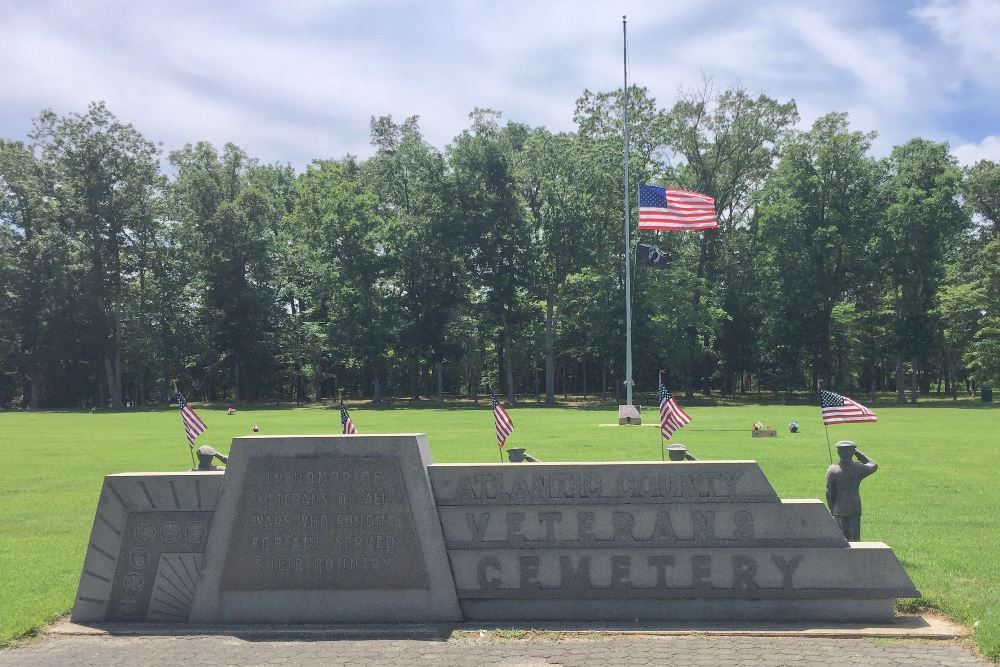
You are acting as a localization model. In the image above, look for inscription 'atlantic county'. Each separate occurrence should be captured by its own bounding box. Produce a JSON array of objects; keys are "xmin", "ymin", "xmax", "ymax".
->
[{"xmin": 447, "ymin": 470, "xmax": 746, "ymax": 503}]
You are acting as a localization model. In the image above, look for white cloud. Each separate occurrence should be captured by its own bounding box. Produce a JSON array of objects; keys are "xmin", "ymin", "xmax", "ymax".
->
[
  {"xmin": 913, "ymin": 0, "xmax": 1000, "ymax": 78},
  {"xmin": 952, "ymin": 135, "xmax": 1000, "ymax": 166},
  {"xmin": 0, "ymin": 0, "xmax": 998, "ymax": 167}
]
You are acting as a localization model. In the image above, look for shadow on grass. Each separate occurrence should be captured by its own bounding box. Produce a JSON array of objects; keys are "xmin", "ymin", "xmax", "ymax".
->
[{"xmin": 2, "ymin": 394, "xmax": 995, "ymax": 414}]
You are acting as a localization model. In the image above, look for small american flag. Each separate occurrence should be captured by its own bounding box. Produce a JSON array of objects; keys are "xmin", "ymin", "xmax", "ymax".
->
[
  {"xmin": 489, "ymin": 386, "xmax": 514, "ymax": 448},
  {"xmin": 177, "ymin": 394, "xmax": 207, "ymax": 447},
  {"xmin": 659, "ymin": 385, "xmax": 691, "ymax": 439},
  {"xmin": 638, "ymin": 184, "xmax": 718, "ymax": 231},
  {"xmin": 340, "ymin": 403, "xmax": 358, "ymax": 434},
  {"xmin": 820, "ymin": 390, "xmax": 877, "ymax": 425}
]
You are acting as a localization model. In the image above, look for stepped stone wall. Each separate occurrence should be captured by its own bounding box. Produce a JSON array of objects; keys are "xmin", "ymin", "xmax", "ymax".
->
[{"xmin": 73, "ymin": 436, "xmax": 918, "ymax": 624}]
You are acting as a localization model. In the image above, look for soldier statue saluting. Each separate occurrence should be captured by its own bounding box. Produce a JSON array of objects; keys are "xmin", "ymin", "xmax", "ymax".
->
[{"xmin": 825, "ymin": 441, "xmax": 878, "ymax": 541}]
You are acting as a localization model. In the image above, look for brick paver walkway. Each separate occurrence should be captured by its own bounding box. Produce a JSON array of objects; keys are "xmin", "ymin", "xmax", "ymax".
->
[{"xmin": 0, "ymin": 633, "xmax": 988, "ymax": 666}]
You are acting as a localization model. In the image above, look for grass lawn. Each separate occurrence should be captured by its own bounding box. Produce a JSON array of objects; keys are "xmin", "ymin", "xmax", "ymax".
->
[{"xmin": 1, "ymin": 400, "xmax": 998, "ymax": 658}]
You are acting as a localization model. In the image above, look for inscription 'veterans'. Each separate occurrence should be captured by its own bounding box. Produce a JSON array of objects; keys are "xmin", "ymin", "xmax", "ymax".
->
[
  {"xmin": 461, "ymin": 508, "xmax": 755, "ymax": 545},
  {"xmin": 221, "ymin": 455, "xmax": 429, "ymax": 591}
]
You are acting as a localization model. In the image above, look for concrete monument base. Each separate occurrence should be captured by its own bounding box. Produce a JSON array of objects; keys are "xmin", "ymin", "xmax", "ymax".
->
[
  {"xmin": 618, "ymin": 405, "xmax": 642, "ymax": 425},
  {"xmin": 73, "ymin": 436, "xmax": 918, "ymax": 625}
]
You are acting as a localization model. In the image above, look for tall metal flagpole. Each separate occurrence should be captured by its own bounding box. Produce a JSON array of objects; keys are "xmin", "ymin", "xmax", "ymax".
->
[
  {"xmin": 622, "ymin": 14, "xmax": 633, "ymax": 407},
  {"xmin": 818, "ymin": 379, "xmax": 834, "ymax": 464}
]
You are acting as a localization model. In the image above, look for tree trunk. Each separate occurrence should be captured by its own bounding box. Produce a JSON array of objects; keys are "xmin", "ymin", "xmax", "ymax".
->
[
  {"xmin": 28, "ymin": 375, "xmax": 39, "ymax": 410},
  {"xmin": 436, "ymin": 361, "xmax": 444, "ymax": 405},
  {"xmin": 910, "ymin": 361, "xmax": 918, "ymax": 404},
  {"xmin": 895, "ymin": 354, "xmax": 905, "ymax": 404},
  {"xmin": 104, "ymin": 357, "xmax": 122, "ymax": 409},
  {"xmin": 372, "ymin": 370, "xmax": 382, "ymax": 404},
  {"xmin": 503, "ymin": 310, "xmax": 515, "ymax": 404},
  {"xmin": 582, "ymin": 357, "xmax": 588, "ymax": 398},
  {"xmin": 544, "ymin": 291, "xmax": 557, "ymax": 406},
  {"xmin": 410, "ymin": 359, "xmax": 420, "ymax": 400},
  {"xmin": 234, "ymin": 360, "xmax": 241, "ymax": 402},
  {"xmin": 602, "ymin": 357, "xmax": 608, "ymax": 399}
]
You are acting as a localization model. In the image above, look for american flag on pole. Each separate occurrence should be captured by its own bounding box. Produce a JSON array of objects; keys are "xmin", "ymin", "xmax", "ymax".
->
[
  {"xmin": 638, "ymin": 184, "xmax": 718, "ymax": 231},
  {"xmin": 820, "ymin": 390, "xmax": 877, "ymax": 425},
  {"xmin": 659, "ymin": 384, "xmax": 692, "ymax": 439},
  {"xmin": 489, "ymin": 386, "xmax": 514, "ymax": 448},
  {"xmin": 340, "ymin": 403, "xmax": 358, "ymax": 434},
  {"xmin": 177, "ymin": 394, "xmax": 207, "ymax": 447}
]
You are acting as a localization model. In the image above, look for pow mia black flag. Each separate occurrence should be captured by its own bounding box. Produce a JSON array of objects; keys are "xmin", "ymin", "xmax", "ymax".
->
[{"xmin": 636, "ymin": 243, "xmax": 670, "ymax": 269}]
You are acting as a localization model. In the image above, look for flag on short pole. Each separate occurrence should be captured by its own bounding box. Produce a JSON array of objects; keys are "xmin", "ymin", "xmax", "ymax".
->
[
  {"xmin": 489, "ymin": 386, "xmax": 514, "ymax": 448},
  {"xmin": 820, "ymin": 390, "xmax": 877, "ymax": 425},
  {"xmin": 659, "ymin": 384, "xmax": 691, "ymax": 439},
  {"xmin": 638, "ymin": 184, "xmax": 718, "ymax": 231},
  {"xmin": 178, "ymin": 394, "xmax": 207, "ymax": 447},
  {"xmin": 340, "ymin": 403, "xmax": 358, "ymax": 434}
]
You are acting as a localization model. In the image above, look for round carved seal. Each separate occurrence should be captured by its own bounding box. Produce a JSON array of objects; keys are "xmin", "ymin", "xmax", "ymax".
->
[
  {"xmin": 159, "ymin": 521, "xmax": 181, "ymax": 543},
  {"xmin": 116, "ymin": 598, "xmax": 139, "ymax": 619},
  {"xmin": 122, "ymin": 571, "xmax": 145, "ymax": 594},
  {"xmin": 184, "ymin": 520, "xmax": 207, "ymax": 544},
  {"xmin": 127, "ymin": 546, "xmax": 150, "ymax": 569},
  {"xmin": 134, "ymin": 521, "xmax": 156, "ymax": 543}
]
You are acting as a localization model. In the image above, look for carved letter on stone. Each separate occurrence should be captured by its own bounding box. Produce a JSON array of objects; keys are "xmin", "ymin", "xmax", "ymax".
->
[
  {"xmin": 466, "ymin": 512, "xmax": 490, "ymax": 541},
  {"xmin": 648, "ymin": 555, "xmax": 675, "ymax": 589},
  {"xmin": 611, "ymin": 555, "xmax": 632, "ymax": 590},
  {"xmin": 577, "ymin": 512, "xmax": 597, "ymax": 543},
  {"xmin": 650, "ymin": 511, "xmax": 676, "ymax": 541},
  {"xmin": 519, "ymin": 556, "xmax": 541, "ymax": 590},
  {"xmin": 538, "ymin": 512, "xmax": 561, "ymax": 541},
  {"xmin": 612, "ymin": 512, "xmax": 636, "ymax": 542},
  {"xmin": 772, "ymin": 554, "xmax": 803, "ymax": 590},
  {"xmin": 731, "ymin": 555, "xmax": 759, "ymax": 591},
  {"xmin": 558, "ymin": 555, "xmax": 592, "ymax": 590},
  {"xmin": 506, "ymin": 512, "xmax": 526, "ymax": 543},
  {"xmin": 692, "ymin": 511, "xmax": 716, "ymax": 543},
  {"xmin": 691, "ymin": 555, "xmax": 712, "ymax": 589},
  {"xmin": 477, "ymin": 556, "xmax": 502, "ymax": 590}
]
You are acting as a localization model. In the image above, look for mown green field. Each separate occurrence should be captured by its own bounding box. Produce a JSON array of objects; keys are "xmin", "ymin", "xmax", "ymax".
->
[{"xmin": 1, "ymin": 401, "xmax": 998, "ymax": 658}]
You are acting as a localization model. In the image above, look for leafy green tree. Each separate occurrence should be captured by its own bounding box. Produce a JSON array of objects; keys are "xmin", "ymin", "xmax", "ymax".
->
[
  {"xmin": 757, "ymin": 113, "xmax": 880, "ymax": 392},
  {"xmin": 30, "ymin": 103, "xmax": 163, "ymax": 408},
  {"xmin": 881, "ymin": 139, "xmax": 966, "ymax": 402},
  {"xmin": 286, "ymin": 158, "xmax": 393, "ymax": 401},
  {"xmin": 515, "ymin": 128, "xmax": 592, "ymax": 404},
  {"xmin": 962, "ymin": 160, "xmax": 1000, "ymax": 388},
  {"xmin": 449, "ymin": 109, "xmax": 536, "ymax": 403},
  {"xmin": 666, "ymin": 85, "xmax": 798, "ymax": 395},
  {"xmin": 364, "ymin": 115, "xmax": 467, "ymax": 400},
  {"xmin": 169, "ymin": 142, "xmax": 293, "ymax": 400}
]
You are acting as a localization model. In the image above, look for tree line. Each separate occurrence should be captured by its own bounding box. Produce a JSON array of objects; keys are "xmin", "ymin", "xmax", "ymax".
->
[{"xmin": 1, "ymin": 85, "xmax": 998, "ymax": 409}]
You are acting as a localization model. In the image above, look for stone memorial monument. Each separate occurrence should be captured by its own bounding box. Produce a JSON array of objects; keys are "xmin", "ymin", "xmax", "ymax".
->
[
  {"xmin": 72, "ymin": 471, "xmax": 224, "ymax": 623},
  {"xmin": 429, "ymin": 460, "xmax": 917, "ymax": 622},
  {"xmin": 187, "ymin": 434, "xmax": 462, "ymax": 623},
  {"xmin": 73, "ymin": 434, "xmax": 918, "ymax": 626}
]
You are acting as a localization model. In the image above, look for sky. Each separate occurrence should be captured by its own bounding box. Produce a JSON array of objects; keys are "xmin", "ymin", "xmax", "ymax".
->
[{"xmin": 2, "ymin": 0, "xmax": 999, "ymax": 169}]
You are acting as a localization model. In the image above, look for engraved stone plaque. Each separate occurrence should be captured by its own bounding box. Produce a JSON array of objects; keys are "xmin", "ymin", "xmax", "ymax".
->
[
  {"xmin": 429, "ymin": 461, "xmax": 919, "ymax": 623},
  {"xmin": 71, "ymin": 472, "xmax": 224, "ymax": 623},
  {"xmin": 107, "ymin": 511, "xmax": 214, "ymax": 620},
  {"xmin": 221, "ymin": 455, "xmax": 429, "ymax": 591},
  {"xmin": 188, "ymin": 435, "xmax": 462, "ymax": 624}
]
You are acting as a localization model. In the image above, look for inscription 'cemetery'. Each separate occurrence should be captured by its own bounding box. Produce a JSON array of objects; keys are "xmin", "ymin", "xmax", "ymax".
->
[{"xmin": 221, "ymin": 455, "xmax": 429, "ymax": 591}]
